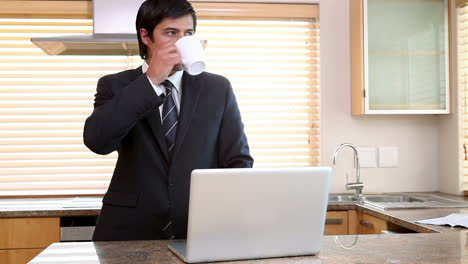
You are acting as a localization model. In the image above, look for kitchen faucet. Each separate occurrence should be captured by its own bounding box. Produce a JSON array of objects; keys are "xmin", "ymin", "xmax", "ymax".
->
[{"xmin": 332, "ymin": 143, "xmax": 364, "ymax": 199}]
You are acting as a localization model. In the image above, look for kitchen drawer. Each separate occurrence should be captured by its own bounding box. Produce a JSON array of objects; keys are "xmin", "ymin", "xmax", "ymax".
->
[
  {"xmin": 0, "ymin": 217, "xmax": 59, "ymax": 249},
  {"xmin": 0, "ymin": 248, "xmax": 43, "ymax": 264},
  {"xmin": 324, "ymin": 211, "xmax": 348, "ymax": 235}
]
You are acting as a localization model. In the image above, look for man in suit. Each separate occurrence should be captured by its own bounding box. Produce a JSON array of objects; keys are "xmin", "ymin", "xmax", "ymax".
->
[{"xmin": 83, "ymin": 0, "xmax": 253, "ymax": 241}]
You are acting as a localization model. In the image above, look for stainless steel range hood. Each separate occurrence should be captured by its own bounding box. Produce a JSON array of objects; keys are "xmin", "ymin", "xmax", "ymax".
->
[{"xmin": 31, "ymin": 0, "xmax": 144, "ymax": 55}]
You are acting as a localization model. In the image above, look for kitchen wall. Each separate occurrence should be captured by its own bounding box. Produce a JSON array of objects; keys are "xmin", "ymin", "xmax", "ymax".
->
[
  {"xmin": 194, "ymin": 0, "xmax": 463, "ymax": 194},
  {"xmin": 438, "ymin": 0, "xmax": 463, "ymax": 195},
  {"xmin": 320, "ymin": 0, "xmax": 461, "ymax": 195}
]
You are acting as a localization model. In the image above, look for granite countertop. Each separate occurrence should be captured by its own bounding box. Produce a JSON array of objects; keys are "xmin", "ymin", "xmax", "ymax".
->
[
  {"xmin": 1, "ymin": 192, "xmax": 468, "ymax": 234},
  {"xmin": 358, "ymin": 204, "xmax": 468, "ymax": 233},
  {"xmin": 29, "ymin": 231, "xmax": 468, "ymax": 264},
  {"xmin": 327, "ymin": 192, "xmax": 468, "ymax": 233},
  {"xmin": 0, "ymin": 197, "xmax": 102, "ymax": 217}
]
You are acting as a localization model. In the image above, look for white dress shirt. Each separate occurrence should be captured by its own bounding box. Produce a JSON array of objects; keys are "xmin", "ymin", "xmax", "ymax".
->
[{"xmin": 142, "ymin": 61, "xmax": 183, "ymax": 121}]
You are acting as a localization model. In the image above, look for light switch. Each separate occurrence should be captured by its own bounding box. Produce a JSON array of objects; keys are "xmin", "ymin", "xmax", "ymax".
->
[
  {"xmin": 356, "ymin": 147, "xmax": 377, "ymax": 168},
  {"xmin": 378, "ymin": 147, "xmax": 399, "ymax": 168}
]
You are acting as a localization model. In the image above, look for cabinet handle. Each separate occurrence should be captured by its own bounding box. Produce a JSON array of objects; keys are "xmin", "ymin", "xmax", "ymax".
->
[
  {"xmin": 359, "ymin": 219, "xmax": 374, "ymax": 229},
  {"xmin": 326, "ymin": 218, "xmax": 343, "ymax": 224}
]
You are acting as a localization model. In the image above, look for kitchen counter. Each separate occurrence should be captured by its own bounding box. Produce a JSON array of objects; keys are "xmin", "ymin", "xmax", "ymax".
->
[
  {"xmin": 0, "ymin": 193, "xmax": 468, "ymax": 233},
  {"xmin": 0, "ymin": 197, "xmax": 101, "ymax": 217},
  {"xmin": 358, "ymin": 204, "xmax": 468, "ymax": 233},
  {"xmin": 1, "ymin": 193, "xmax": 466, "ymax": 234},
  {"xmin": 6, "ymin": 192, "xmax": 468, "ymax": 263},
  {"xmin": 329, "ymin": 192, "xmax": 468, "ymax": 233},
  {"xmin": 29, "ymin": 231, "xmax": 468, "ymax": 264}
]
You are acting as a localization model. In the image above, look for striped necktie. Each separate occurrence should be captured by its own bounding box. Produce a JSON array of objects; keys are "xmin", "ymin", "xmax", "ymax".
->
[{"xmin": 161, "ymin": 80, "xmax": 178, "ymax": 159}]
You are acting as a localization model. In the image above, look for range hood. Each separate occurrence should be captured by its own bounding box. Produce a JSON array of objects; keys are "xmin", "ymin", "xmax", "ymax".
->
[{"xmin": 31, "ymin": 0, "xmax": 144, "ymax": 55}]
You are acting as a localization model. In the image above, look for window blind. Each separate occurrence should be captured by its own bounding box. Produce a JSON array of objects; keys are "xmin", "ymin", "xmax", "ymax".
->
[
  {"xmin": 197, "ymin": 19, "xmax": 320, "ymax": 167},
  {"xmin": 0, "ymin": 18, "xmax": 124, "ymax": 196},
  {"xmin": 0, "ymin": 15, "xmax": 320, "ymax": 196}
]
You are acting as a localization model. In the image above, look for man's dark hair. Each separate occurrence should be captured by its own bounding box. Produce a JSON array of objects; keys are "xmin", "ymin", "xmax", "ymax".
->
[{"xmin": 136, "ymin": 0, "xmax": 197, "ymax": 59}]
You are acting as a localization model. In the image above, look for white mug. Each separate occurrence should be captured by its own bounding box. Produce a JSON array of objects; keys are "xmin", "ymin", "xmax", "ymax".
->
[{"xmin": 175, "ymin": 36, "xmax": 206, "ymax": 76}]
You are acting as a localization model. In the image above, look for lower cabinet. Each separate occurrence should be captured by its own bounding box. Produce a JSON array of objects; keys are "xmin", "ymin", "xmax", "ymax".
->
[
  {"xmin": 324, "ymin": 211, "xmax": 349, "ymax": 235},
  {"xmin": 0, "ymin": 249, "xmax": 44, "ymax": 264},
  {"xmin": 325, "ymin": 210, "xmax": 391, "ymax": 235},
  {"xmin": 0, "ymin": 217, "xmax": 60, "ymax": 264},
  {"xmin": 357, "ymin": 213, "xmax": 388, "ymax": 234}
]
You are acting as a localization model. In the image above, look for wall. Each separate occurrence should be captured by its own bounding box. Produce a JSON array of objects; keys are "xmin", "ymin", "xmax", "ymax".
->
[
  {"xmin": 438, "ymin": 0, "xmax": 463, "ymax": 195},
  {"xmin": 319, "ymin": 0, "xmax": 441, "ymax": 194}
]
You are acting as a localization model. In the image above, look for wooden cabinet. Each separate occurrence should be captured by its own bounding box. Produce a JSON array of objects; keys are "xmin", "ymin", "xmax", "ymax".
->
[
  {"xmin": 357, "ymin": 213, "xmax": 388, "ymax": 234},
  {"xmin": 0, "ymin": 249, "xmax": 44, "ymax": 264},
  {"xmin": 0, "ymin": 217, "xmax": 60, "ymax": 264},
  {"xmin": 325, "ymin": 211, "xmax": 397, "ymax": 235},
  {"xmin": 324, "ymin": 211, "xmax": 349, "ymax": 235},
  {"xmin": 350, "ymin": 0, "xmax": 453, "ymax": 114}
]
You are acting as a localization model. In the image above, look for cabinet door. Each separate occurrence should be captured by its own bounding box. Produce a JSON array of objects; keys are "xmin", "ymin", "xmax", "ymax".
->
[
  {"xmin": 0, "ymin": 217, "xmax": 60, "ymax": 249},
  {"xmin": 0, "ymin": 249, "xmax": 43, "ymax": 264},
  {"xmin": 347, "ymin": 210, "xmax": 360, "ymax": 235},
  {"xmin": 359, "ymin": 213, "xmax": 388, "ymax": 234},
  {"xmin": 351, "ymin": 0, "xmax": 452, "ymax": 114},
  {"xmin": 324, "ymin": 211, "xmax": 348, "ymax": 235}
]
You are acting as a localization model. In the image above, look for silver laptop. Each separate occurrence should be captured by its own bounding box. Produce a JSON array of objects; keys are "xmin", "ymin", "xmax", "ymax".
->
[{"xmin": 168, "ymin": 167, "xmax": 332, "ymax": 263}]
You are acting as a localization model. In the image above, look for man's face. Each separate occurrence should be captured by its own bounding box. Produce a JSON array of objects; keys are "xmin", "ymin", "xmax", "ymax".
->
[{"xmin": 143, "ymin": 14, "xmax": 195, "ymax": 72}]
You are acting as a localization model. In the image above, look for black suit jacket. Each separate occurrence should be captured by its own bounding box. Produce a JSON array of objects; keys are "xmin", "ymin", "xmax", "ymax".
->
[{"xmin": 83, "ymin": 67, "xmax": 253, "ymax": 241}]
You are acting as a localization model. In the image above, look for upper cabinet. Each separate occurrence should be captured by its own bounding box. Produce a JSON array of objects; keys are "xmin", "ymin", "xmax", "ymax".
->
[{"xmin": 350, "ymin": 0, "xmax": 452, "ymax": 115}]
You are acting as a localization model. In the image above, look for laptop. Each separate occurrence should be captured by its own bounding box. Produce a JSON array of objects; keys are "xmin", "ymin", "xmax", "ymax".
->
[{"xmin": 168, "ymin": 167, "xmax": 332, "ymax": 263}]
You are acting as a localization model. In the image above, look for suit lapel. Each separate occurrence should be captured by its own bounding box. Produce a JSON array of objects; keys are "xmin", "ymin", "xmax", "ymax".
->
[
  {"xmin": 146, "ymin": 110, "xmax": 170, "ymax": 163},
  {"xmin": 171, "ymin": 72, "xmax": 202, "ymax": 163},
  {"xmin": 130, "ymin": 66, "xmax": 170, "ymax": 163}
]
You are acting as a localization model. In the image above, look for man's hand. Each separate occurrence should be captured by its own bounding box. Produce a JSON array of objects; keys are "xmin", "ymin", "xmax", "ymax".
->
[{"xmin": 145, "ymin": 42, "xmax": 181, "ymax": 85}]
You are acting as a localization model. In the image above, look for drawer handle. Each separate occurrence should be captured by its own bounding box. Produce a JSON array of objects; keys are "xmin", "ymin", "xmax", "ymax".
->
[
  {"xmin": 326, "ymin": 218, "xmax": 343, "ymax": 224},
  {"xmin": 360, "ymin": 219, "xmax": 374, "ymax": 229}
]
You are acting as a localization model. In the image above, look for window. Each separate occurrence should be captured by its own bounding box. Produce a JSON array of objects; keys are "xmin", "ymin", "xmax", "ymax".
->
[
  {"xmin": 0, "ymin": 2, "xmax": 320, "ymax": 196},
  {"xmin": 197, "ymin": 18, "xmax": 320, "ymax": 167}
]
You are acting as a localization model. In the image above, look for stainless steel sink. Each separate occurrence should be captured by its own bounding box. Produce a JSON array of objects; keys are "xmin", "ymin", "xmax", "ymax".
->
[
  {"xmin": 329, "ymin": 194, "xmax": 468, "ymax": 210},
  {"xmin": 363, "ymin": 195, "xmax": 425, "ymax": 203},
  {"xmin": 328, "ymin": 194, "xmax": 362, "ymax": 203},
  {"xmin": 365, "ymin": 195, "xmax": 468, "ymax": 210}
]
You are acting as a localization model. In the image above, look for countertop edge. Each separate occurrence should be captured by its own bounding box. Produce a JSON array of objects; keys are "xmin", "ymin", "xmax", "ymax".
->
[{"xmin": 0, "ymin": 209, "xmax": 100, "ymax": 218}]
